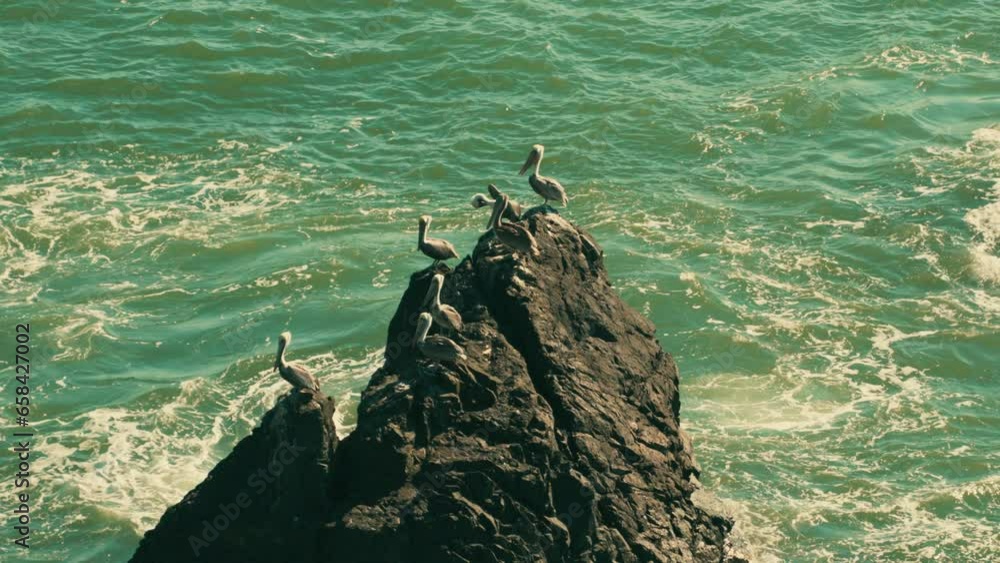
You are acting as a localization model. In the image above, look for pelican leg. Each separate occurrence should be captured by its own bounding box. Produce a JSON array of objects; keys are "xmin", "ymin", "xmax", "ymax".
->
[{"xmin": 538, "ymin": 197, "xmax": 556, "ymax": 214}]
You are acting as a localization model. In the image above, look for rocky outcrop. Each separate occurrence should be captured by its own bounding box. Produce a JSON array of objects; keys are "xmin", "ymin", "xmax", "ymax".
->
[
  {"xmin": 132, "ymin": 209, "xmax": 742, "ymax": 563},
  {"xmin": 130, "ymin": 390, "xmax": 337, "ymax": 562}
]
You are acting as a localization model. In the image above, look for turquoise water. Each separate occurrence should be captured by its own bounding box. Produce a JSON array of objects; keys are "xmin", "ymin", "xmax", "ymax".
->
[{"xmin": 1, "ymin": 1, "xmax": 998, "ymax": 561}]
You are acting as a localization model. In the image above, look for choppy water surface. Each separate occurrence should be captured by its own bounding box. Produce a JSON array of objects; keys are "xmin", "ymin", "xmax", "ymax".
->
[{"xmin": 1, "ymin": 2, "xmax": 998, "ymax": 561}]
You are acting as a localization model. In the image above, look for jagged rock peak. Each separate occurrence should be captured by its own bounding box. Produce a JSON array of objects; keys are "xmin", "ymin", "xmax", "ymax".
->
[{"xmin": 131, "ymin": 210, "xmax": 744, "ymax": 563}]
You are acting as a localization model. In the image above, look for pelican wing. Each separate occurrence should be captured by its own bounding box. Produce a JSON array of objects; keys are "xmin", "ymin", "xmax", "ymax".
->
[
  {"xmin": 529, "ymin": 174, "xmax": 568, "ymax": 206},
  {"xmin": 433, "ymin": 303, "xmax": 464, "ymax": 332},
  {"xmin": 421, "ymin": 237, "xmax": 459, "ymax": 260},
  {"xmin": 281, "ymin": 362, "xmax": 320, "ymax": 391},
  {"xmin": 496, "ymin": 224, "xmax": 539, "ymax": 256},
  {"xmin": 420, "ymin": 335, "xmax": 466, "ymax": 362}
]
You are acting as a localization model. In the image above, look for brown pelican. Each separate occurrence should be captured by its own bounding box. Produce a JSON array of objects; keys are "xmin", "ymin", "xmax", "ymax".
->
[
  {"xmin": 487, "ymin": 184, "xmax": 522, "ymax": 220},
  {"xmin": 417, "ymin": 215, "xmax": 459, "ymax": 267},
  {"xmin": 519, "ymin": 144, "xmax": 568, "ymax": 207},
  {"xmin": 489, "ymin": 193, "xmax": 539, "ymax": 257},
  {"xmin": 471, "ymin": 185, "xmax": 521, "ymax": 223},
  {"xmin": 422, "ymin": 273, "xmax": 463, "ymax": 333},
  {"xmin": 415, "ymin": 312, "xmax": 466, "ymax": 362},
  {"xmin": 273, "ymin": 331, "xmax": 320, "ymax": 391}
]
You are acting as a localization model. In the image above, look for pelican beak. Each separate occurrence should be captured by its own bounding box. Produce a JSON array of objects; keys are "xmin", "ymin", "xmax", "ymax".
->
[
  {"xmin": 518, "ymin": 151, "xmax": 536, "ymax": 175},
  {"xmin": 272, "ymin": 364, "xmax": 278, "ymax": 372}
]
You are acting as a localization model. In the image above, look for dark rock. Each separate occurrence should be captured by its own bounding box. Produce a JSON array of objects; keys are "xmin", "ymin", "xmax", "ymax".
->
[
  {"xmin": 131, "ymin": 210, "xmax": 743, "ymax": 563},
  {"xmin": 129, "ymin": 389, "xmax": 337, "ymax": 563}
]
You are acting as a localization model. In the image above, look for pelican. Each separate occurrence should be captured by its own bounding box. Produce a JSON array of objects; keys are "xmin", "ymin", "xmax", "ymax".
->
[
  {"xmin": 422, "ymin": 273, "xmax": 463, "ymax": 333},
  {"xmin": 471, "ymin": 185, "xmax": 521, "ymax": 223},
  {"xmin": 273, "ymin": 331, "xmax": 320, "ymax": 391},
  {"xmin": 519, "ymin": 144, "xmax": 568, "ymax": 207},
  {"xmin": 489, "ymin": 193, "xmax": 539, "ymax": 257},
  {"xmin": 417, "ymin": 215, "xmax": 459, "ymax": 267},
  {"xmin": 487, "ymin": 184, "xmax": 522, "ymax": 221},
  {"xmin": 415, "ymin": 312, "xmax": 466, "ymax": 362}
]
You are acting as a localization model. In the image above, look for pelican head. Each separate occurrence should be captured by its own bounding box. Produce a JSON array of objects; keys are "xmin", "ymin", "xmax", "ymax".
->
[
  {"xmin": 471, "ymin": 194, "xmax": 492, "ymax": 209},
  {"xmin": 418, "ymin": 215, "xmax": 431, "ymax": 228},
  {"xmin": 519, "ymin": 144, "xmax": 544, "ymax": 175}
]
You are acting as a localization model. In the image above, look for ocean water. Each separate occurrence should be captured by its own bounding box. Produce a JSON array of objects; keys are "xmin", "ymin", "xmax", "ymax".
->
[{"xmin": 1, "ymin": 1, "xmax": 998, "ymax": 561}]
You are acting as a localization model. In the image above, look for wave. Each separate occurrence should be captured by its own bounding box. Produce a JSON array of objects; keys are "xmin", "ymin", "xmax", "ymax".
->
[
  {"xmin": 862, "ymin": 44, "xmax": 995, "ymax": 74},
  {"xmin": 34, "ymin": 348, "xmax": 379, "ymax": 534},
  {"xmin": 958, "ymin": 128, "xmax": 1000, "ymax": 284}
]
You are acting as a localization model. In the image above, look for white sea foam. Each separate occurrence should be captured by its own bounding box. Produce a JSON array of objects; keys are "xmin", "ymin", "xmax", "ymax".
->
[
  {"xmin": 35, "ymin": 348, "xmax": 380, "ymax": 534},
  {"xmin": 0, "ymin": 143, "xmax": 321, "ymax": 312},
  {"xmin": 911, "ymin": 124, "xmax": 1000, "ymax": 284},
  {"xmin": 863, "ymin": 45, "xmax": 995, "ymax": 73},
  {"xmin": 871, "ymin": 325, "xmax": 938, "ymax": 353},
  {"xmin": 968, "ymin": 246, "xmax": 1000, "ymax": 284},
  {"xmin": 965, "ymin": 196, "xmax": 1000, "ymax": 283},
  {"xmin": 803, "ymin": 219, "xmax": 865, "ymax": 230}
]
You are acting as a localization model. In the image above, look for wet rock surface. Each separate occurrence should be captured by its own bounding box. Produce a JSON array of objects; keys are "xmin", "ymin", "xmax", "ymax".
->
[{"xmin": 132, "ymin": 210, "xmax": 742, "ymax": 563}]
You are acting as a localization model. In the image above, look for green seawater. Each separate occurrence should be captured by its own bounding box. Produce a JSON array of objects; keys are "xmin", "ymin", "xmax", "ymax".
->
[{"xmin": 1, "ymin": 1, "xmax": 998, "ymax": 561}]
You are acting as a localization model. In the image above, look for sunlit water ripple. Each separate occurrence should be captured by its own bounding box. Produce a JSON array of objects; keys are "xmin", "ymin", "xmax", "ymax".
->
[{"xmin": 0, "ymin": 1, "xmax": 997, "ymax": 561}]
